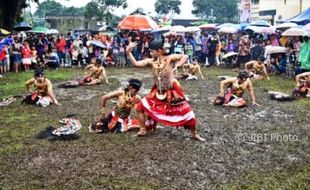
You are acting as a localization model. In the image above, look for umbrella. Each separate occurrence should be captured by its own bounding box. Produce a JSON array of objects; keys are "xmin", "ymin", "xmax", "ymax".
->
[
  {"xmin": 282, "ymin": 26, "xmax": 308, "ymax": 36},
  {"xmin": 155, "ymin": 25, "xmax": 172, "ymax": 32},
  {"xmin": 98, "ymin": 25, "xmax": 116, "ymax": 32},
  {"xmin": 239, "ymin": 23, "xmax": 250, "ymax": 30},
  {"xmin": 186, "ymin": 26, "xmax": 201, "ymax": 32},
  {"xmin": 0, "ymin": 28, "xmax": 10, "ymax": 36},
  {"xmin": 245, "ymin": 25, "xmax": 276, "ymax": 34},
  {"xmin": 13, "ymin": 22, "xmax": 32, "ymax": 31},
  {"xmin": 199, "ymin": 23, "xmax": 217, "ymax": 29},
  {"xmin": 91, "ymin": 40, "xmax": 106, "ymax": 49},
  {"xmin": 47, "ymin": 29, "xmax": 59, "ymax": 34},
  {"xmin": 218, "ymin": 26, "xmax": 238, "ymax": 34},
  {"xmin": 258, "ymin": 26, "xmax": 276, "ymax": 34},
  {"xmin": 222, "ymin": 52, "xmax": 238, "ymax": 59},
  {"xmin": 277, "ymin": 22, "xmax": 297, "ymax": 29},
  {"xmin": 170, "ymin": 25, "xmax": 187, "ymax": 33},
  {"xmin": 303, "ymin": 23, "xmax": 310, "ymax": 34},
  {"xmin": 163, "ymin": 31, "xmax": 177, "ymax": 37},
  {"xmin": 216, "ymin": 23, "xmax": 236, "ymax": 29},
  {"xmin": 265, "ymin": 46, "xmax": 288, "ymax": 54},
  {"xmin": 250, "ymin": 20, "xmax": 271, "ymax": 27},
  {"xmin": 30, "ymin": 26, "xmax": 49, "ymax": 34},
  {"xmin": 117, "ymin": 15, "xmax": 159, "ymax": 30}
]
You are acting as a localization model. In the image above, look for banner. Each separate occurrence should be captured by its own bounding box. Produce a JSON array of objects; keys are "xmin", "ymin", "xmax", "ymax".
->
[{"xmin": 240, "ymin": 0, "xmax": 251, "ymax": 23}]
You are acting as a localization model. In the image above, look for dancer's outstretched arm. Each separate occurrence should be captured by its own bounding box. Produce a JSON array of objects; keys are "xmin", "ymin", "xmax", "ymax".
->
[{"xmin": 126, "ymin": 42, "xmax": 152, "ymax": 67}]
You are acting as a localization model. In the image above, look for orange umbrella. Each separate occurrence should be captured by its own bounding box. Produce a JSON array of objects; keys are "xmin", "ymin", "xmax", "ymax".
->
[{"xmin": 118, "ymin": 15, "xmax": 159, "ymax": 30}]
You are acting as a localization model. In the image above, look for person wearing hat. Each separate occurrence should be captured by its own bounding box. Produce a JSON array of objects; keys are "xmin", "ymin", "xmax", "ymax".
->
[
  {"xmin": 79, "ymin": 58, "xmax": 109, "ymax": 85},
  {"xmin": 126, "ymin": 39, "xmax": 205, "ymax": 141},
  {"xmin": 244, "ymin": 57, "xmax": 269, "ymax": 80},
  {"xmin": 25, "ymin": 69, "xmax": 60, "ymax": 106},
  {"xmin": 213, "ymin": 70, "xmax": 259, "ymax": 107},
  {"xmin": 89, "ymin": 79, "xmax": 143, "ymax": 133}
]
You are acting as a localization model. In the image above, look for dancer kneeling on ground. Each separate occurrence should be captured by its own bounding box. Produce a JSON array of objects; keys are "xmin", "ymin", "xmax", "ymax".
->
[
  {"xmin": 80, "ymin": 58, "xmax": 110, "ymax": 85},
  {"xmin": 89, "ymin": 79, "xmax": 142, "ymax": 133},
  {"xmin": 293, "ymin": 71, "xmax": 310, "ymax": 97},
  {"xmin": 178, "ymin": 58, "xmax": 205, "ymax": 81},
  {"xmin": 244, "ymin": 57, "xmax": 270, "ymax": 80},
  {"xmin": 58, "ymin": 58, "xmax": 109, "ymax": 88},
  {"xmin": 23, "ymin": 69, "xmax": 60, "ymax": 107},
  {"xmin": 126, "ymin": 39, "xmax": 205, "ymax": 141},
  {"xmin": 213, "ymin": 70, "xmax": 259, "ymax": 107}
]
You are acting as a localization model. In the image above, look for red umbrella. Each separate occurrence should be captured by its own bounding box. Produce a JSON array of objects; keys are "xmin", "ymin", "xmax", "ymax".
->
[{"xmin": 117, "ymin": 15, "xmax": 159, "ymax": 30}]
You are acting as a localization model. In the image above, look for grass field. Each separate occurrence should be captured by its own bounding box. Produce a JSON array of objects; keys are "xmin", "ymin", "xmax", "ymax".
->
[{"xmin": 0, "ymin": 67, "xmax": 309, "ymax": 189}]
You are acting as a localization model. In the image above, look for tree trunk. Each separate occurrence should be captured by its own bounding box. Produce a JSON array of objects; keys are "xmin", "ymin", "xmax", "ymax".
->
[{"xmin": 0, "ymin": 0, "xmax": 25, "ymax": 30}]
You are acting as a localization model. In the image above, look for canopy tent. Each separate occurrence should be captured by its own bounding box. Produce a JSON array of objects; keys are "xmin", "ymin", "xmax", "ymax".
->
[{"xmin": 286, "ymin": 6, "xmax": 310, "ymax": 25}]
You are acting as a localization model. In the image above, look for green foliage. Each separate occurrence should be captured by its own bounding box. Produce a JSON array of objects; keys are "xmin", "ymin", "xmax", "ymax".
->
[
  {"xmin": 155, "ymin": 0, "xmax": 181, "ymax": 15},
  {"xmin": 192, "ymin": 0, "xmax": 237, "ymax": 23},
  {"xmin": 95, "ymin": 0, "xmax": 128, "ymax": 9},
  {"xmin": 34, "ymin": 0, "xmax": 85, "ymax": 18},
  {"xmin": 84, "ymin": 1, "xmax": 103, "ymax": 20},
  {"xmin": 34, "ymin": 0, "xmax": 64, "ymax": 18}
]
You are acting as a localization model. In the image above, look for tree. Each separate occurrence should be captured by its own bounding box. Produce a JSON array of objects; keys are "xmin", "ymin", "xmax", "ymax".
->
[
  {"xmin": 0, "ymin": 0, "xmax": 39, "ymax": 30},
  {"xmin": 34, "ymin": 0, "xmax": 63, "ymax": 18},
  {"xmin": 85, "ymin": 1, "xmax": 102, "ymax": 20},
  {"xmin": 93, "ymin": 0, "xmax": 128, "ymax": 24},
  {"xmin": 192, "ymin": 0, "xmax": 237, "ymax": 23},
  {"xmin": 155, "ymin": 0, "xmax": 181, "ymax": 19}
]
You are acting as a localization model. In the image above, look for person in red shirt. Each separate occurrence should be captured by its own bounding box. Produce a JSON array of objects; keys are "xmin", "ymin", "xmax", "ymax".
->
[
  {"xmin": 21, "ymin": 42, "xmax": 32, "ymax": 71},
  {"xmin": 0, "ymin": 45, "xmax": 8, "ymax": 74},
  {"xmin": 56, "ymin": 35, "xmax": 66, "ymax": 65}
]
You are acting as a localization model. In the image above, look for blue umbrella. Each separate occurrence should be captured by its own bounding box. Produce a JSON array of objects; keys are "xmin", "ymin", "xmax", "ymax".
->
[
  {"xmin": 13, "ymin": 22, "xmax": 32, "ymax": 31},
  {"xmin": 237, "ymin": 23, "xmax": 250, "ymax": 31}
]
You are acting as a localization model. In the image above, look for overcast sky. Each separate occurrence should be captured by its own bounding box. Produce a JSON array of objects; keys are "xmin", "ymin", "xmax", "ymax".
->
[{"xmin": 30, "ymin": 0, "xmax": 197, "ymax": 19}]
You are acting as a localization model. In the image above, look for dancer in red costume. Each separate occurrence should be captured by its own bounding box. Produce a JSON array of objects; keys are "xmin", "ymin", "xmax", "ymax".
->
[{"xmin": 126, "ymin": 39, "xmax": 205, "ymax": 141}]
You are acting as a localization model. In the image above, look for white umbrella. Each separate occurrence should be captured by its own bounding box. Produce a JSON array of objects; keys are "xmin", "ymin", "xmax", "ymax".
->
[
  {"xmin": 222, "ymin": 52, "xmax": 238, "ymax": 59},
  {"xmin": 170, "ymin": 25, "xmax": 187, "ymax": 33},
  {"xmin": 218, "ymin": 26, "xmax": 238, "ymax": 34},
  {"xmin": 156, "ymin": 25, "xmax": 172, "ymax": 32},
  {"xmin": 91, "ymin": 40, "xmax": 106, "ymax": 48},
  {"xmin": 282, "ymin": 27, "xmax": 308, "ymax": 36},
  {"xmin": 277, "ymin": 22, "xmax": 297, "ymax": 29},
  {"xmin": 265, "ymin": 46, "xmax": 288, "ymax": 54},
  {"xmin": 303, "ymin": 23, "xmax": 310, "ymax": 34},
  {"xmin": 199, "ymin": 23, "xmax": 217, "ymax": 29},
  {"xmin": 186, "ymin": 26, "xmax": 201, "ymax": 32},
  {"xmin": 47, "ymin": 29, "xmax": 59, "ymax": 34},
  {"xmin": 245, "ymin": 25, "xmax": 276, "ymax": 34}
]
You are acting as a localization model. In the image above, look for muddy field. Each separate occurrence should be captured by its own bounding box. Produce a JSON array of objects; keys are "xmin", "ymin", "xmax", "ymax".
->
[{"xmin": 0, "ymin": 67, "xmax": 309, "ymax": 189}]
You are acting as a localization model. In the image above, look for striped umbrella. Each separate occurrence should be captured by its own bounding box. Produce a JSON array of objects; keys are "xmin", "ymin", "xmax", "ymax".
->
[{"xmin": 117, "ymin": 15, "xmax": 159, "ymax": 30}]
